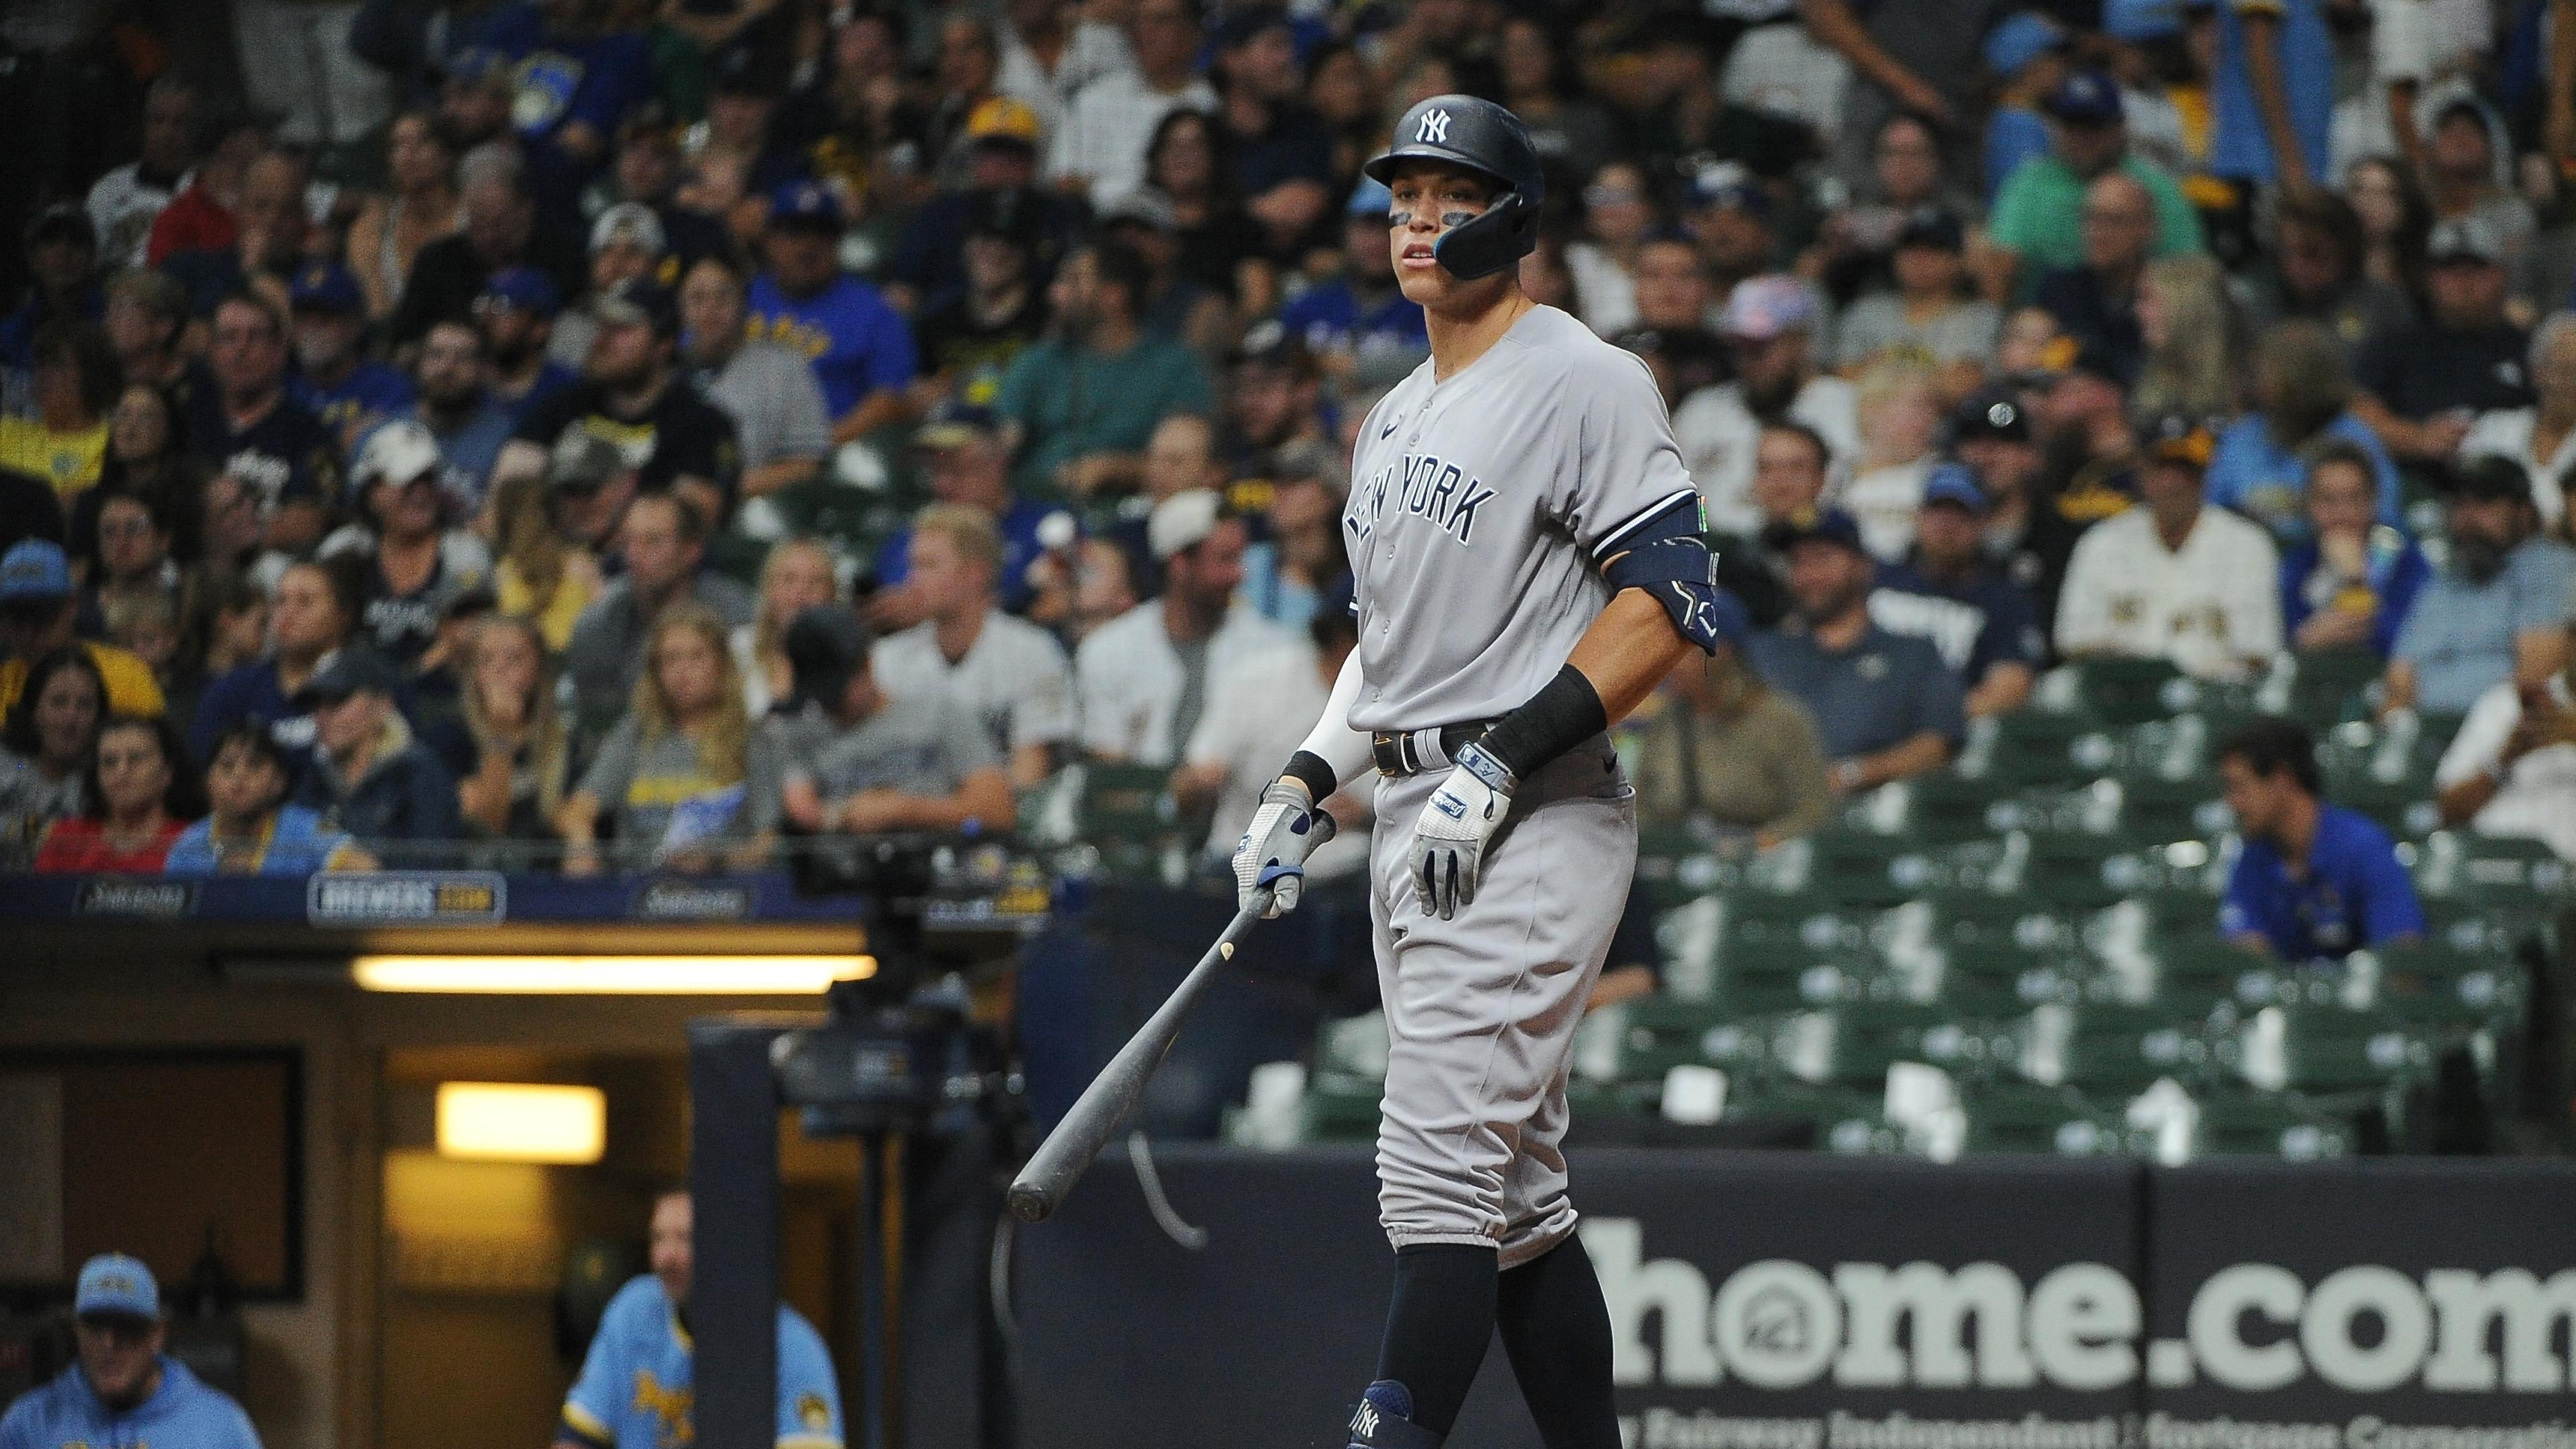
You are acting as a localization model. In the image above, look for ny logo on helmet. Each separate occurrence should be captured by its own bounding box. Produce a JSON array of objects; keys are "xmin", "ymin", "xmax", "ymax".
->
[{"xmin": 1417, "ymin": 109, "xmax": 1451, "ymax": 144}]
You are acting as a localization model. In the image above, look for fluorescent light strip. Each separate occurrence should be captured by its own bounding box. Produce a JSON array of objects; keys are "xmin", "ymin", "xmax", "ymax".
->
[
  {"xmin": 352, "ymin": 955, "xmax": 875, "ymax": 994},
  {"xmin": 435, "ymin": 1082, "xmax": 606, "ymax": 1163}
]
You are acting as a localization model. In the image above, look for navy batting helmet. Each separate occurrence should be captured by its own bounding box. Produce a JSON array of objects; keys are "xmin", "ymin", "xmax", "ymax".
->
[{"xmin": 1362, "ymin": 95, "xmax": 1544, "ymax": 282}]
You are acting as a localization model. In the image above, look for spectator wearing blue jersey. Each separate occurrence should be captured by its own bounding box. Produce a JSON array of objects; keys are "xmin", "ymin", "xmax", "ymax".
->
[
  {"xmin": 747, "ymin": 182, "xmax": 919, "ymax": 448},
  {"xmin": 1869, "ymin": 465, "xmax": 2044, "ymax": 716},
  {"xmin": 557, "ymin": 1190, "xmax": 842, "ymax": 1449},
  {"xmin": 1980, "ymin": 13, "xmax": 2072, "ymax": 207},
  {"xmin": 165, "ymin": 722, "xmax": 376, "ymax": 875},
  {"xmin": 286, "ymin": 263, "xmax": 415, "ymax": 451},
  {"xmin": 1, "ymin": 1254, "xmax": 260, "ymax": 1449},
  {"xmin": 481, "ymin": 0, "xmax": 656, "ymax": 174},
  {"xmin": 2206, "ymin": 321, "xmax": 2402, "ymax": 541},
  {"xmin": 2277, "ymin": 442, "xmax": 2430, "ymax": 659},
  {"xmin": 2206, "ymin": 0, "xmax": 2332, "ymax": 189},
  {"xmin": 475, "ymin": 267, "xmax": 581, "ymax": 424},
  {"xmin": 1279, "ymin": 180, "xmax": 1428, "ymax": 396},
  {"xmin": 2218, "ymin": 716, "xmax": 2425, "ymax": 961}
]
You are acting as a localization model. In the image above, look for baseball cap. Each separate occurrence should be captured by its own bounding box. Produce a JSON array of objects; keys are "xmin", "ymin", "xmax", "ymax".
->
[
  {"xmin": 589, "ymin": 202, "xmax": 667, "ymax": 258},
  {"xmin": 1348, "ymin": 176, "xmax": 1393, "ymax": 221},
  {"xmin": 1920, "ymin": 462, "xmax": 1988, "ymax": 512},
  {"xmin": 1983, "ymin": 12, "xmax": 2069, "ymax": 78},
  {"xmin": 548, "ymin": 429, "xmax": 630, "ymax": 494},
  {"xmin": 769, "ymin": 179, "xmax": 845, "ymax": 231},
  {"xmin": 1770, "ymin": 507, "xmax": 1869, "ymax": 555},
  {"xmin": 2427, "ymin": 214, "xmax": 2504, "ymax": 266},
  {"xmin": 592, "ymin": 276, "xmax": 678, "ymax": 336},
  {"xmin": 2041, "ymin": 69, "xmax": 2125, "ymax": 125},
  {"xmin": 477, "ymin": 266, "xmax": 561, "ymax": 319},
  {"xmin": 0, "ymin": 539, "xmax": 73, "ymax": 602},
  {"xmin": 2445, "ymin": 452, "xmax": 2534, "ymax": 503},
  {"xmin": 784, "ymin": 605, "xmax": 871, "ymax": 709},
  {"xmin": 352, "ymin": 419, "xmax": 444, "ymax": 490},
  {"xmin": 965, "ymin": 96, "xmax": 1042, "ymax": 150},
  {"xmin": 2141, "ymin": 413, "xmax": 2216, "ymax": 470},
  {"xmin": 1950, "ymin": 388, "xmax": 2031, "ymax": 444},
  {"xmin": 1148, "ymin": 487, "xmax": 1226, "ymax": 561},
  {"xmin": 2103, "ymin": 0, "xmax": 2184, "ymax": 40},
  {"xmin": 290, "ymin": 261, "xmax": 365, "ymax": 314},
  {"xmin": 1688, "ymin": 162, "xmax": 1772, "ymax": 218},
  {"xmin": 1230, "ymin": 318, "xmax": 1313, "ymax": 376},
  {"xmin": 964, "ymin": 186, "xmax": 1043, "ymax": 250},
  {"xmin": 2031, "ymin": 332, "xmax": 2131, "ymax": 387},
  {"xmin": 299, "ymin": 649, "xmax": 401, "ymax": 704},
  {"xmin": 1720, "ymin": 275, "xmax": 1816, "ymax": 341},
  {"xmin": 914, "ymin": 399, "xmax": 1003, "ymax": 451},
  {"xmin": 1099, "ymin": 186, "xmax": 1179, "ymax": 233},
  {"xmin": 74, "ymin": 1254, "xmax": 158, "ymax": 1322},
  {"xmin": 26, "ymin": 203, "xmax": 94, "ymax": 250},
  {"xmin": 1894, "ymin": 206, "xmax": 1965, "ymax": 254}
]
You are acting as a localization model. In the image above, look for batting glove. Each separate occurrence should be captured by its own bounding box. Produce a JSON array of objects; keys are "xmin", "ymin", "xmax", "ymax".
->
[
  {"xmin": 1233, "ymin": 779, "xmax": 1331, "ymax": 918},
  {"xmin": 1409, "ymin": 742, "xmax": 1516, "ymax": 921}
]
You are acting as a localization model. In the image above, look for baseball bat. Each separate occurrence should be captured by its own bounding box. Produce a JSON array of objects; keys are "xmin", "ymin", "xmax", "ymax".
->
[{"xmin": 1008, "ymin": 813, "xmax": 1335, "ymax": 1222}]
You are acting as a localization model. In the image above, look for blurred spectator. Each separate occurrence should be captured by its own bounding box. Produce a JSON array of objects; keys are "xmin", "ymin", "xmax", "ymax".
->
[
  {"xmin": 2218, "ymin": 717, "xmax": 2424, "ymax": 961},
  {"xmin": 407, "ymin": 318, "xmax": 515, "ymax": 514},
  {"xmin": 33, "ymin": 714, "xmax": 201, "ymax": 873},
  {"xmin": 2032, "ymin": 172, "xmax": 2156, "ymax": 384},
  {"xmin": 2418, "ymin": 95, "xmax": 2534, "ymax": 288},
  {"xmin": 1979, "ymin": 12, "xmax": 2072, "ymax": 203},
  {"xmin": 998, "ymin": 240, "xmax": 1216, "ymax": 497},
  {"xmin": 2352, "ymin": 215, "xmax": 2530, "ymax": 465},
  {"xmin": 680, "ymin": 254, "xmax": 830, "ymax": 502},
  {"xmin": 1277, "ymin": 180, "xmax": 1427, "ymax": 395},
  {"xmin": 1106, "ymin": 411, "xmax": 1224, "ymax": 578},
  {"xmin": 0, "ymin": 646, "xmax": 105, "ymax": 865},
  {"xmin": 83, "ymin": 382, "xmax": 205, "ymax": 575},
  {"xmin": 1815, "ymin": 112, "xmax": 1978, "ymax": 306},
  {"xmin": 564, "ymin": 490, "xmax": 754, "ymax": 733},
  {"xmin": 1210, "ymin": 10, "xmax": 1334, "ymax": 270},
  {"xmin": 506, "ymin": 278, "xmax": 742, "ymax": 530},
  {"xmin": 1675, "ymin": 275, "xmax": 1857, "ymax": 537},
  {"xmin": 0, "ymin": 464, "xmax": 64, "ymax": 559},
  {"xmin": 2055, "ymin": 417, "xmax": 2282, "ymax": 682},
  {"xmin": 1833, "ymin": 207, "xmax": 1996, "ymax": 398},
  {"xmin": 167, "ymin": 721, "xmax": 375, "ymax": 874},
  {"xmin": 1046, "ymin": 0, "xmax": 1216, "ymax": 205},
  {"xmin": 322, "ymin": 422, "xmax": 494, "ymax": 672},
  {"xmin": 873, "ymin": 402, "xmax": 1067, "ymax": 622},
  {"xmin": 1712, "ymin": 423, "xmax": 1827, "ymax": 627},
  {"xmin": 1220, "ymin": 324, "xmax": 1326, "ymax": 470},
  {"xmin": 2129, "ymin": 253, "xmax": 2241, "ymax": 422},
  {"xmin": 449, "ymin": 614, "xmax": 575, "ymax": 843},
  {"xmin": 0, "ymin": 1255, "xmax": 260, "ymax": 1449},
  {"xmin": 1096, "ymin": 187, "xmax": 1232, "ymax": 352},
  {"xmin": 1800, "ymin": 0, "xmax": 2002, "ymax": 182},
  {"xmin": 1056, "ymin": 536, "xmax": 1140, "ymax": 642},
  {"xmin": 2279, "ymin": 442, "xmax": 2432, "ymax": 659},
  {"xmin": 0, "ymin": 539, "xmax": 163, "ymax": 720},
  {"xmin": 87, "ymin": 77, "xmax": 201, "ymax": 270},
  {"xmin": 545, "ymin": 203, "xmax": 675, "ymax": 373},
  {"xmin": 2208, "ymin": 320, "xmax": 2400, "ymax": 539},
  {"xmin": 492, "ymin": 432, "xmax": 620, "ymax": 651},
  {"xmin": 101, "ymin": 268, "xmax": 200, "ymax": 402},
  {"xmin": 145, "ymin": 114, "xmax": 271, "ymax": 270},
  {"xmin": 2236, "ymin": 186, "xmax": 2412, "ymax": 362},
  {"xmin": 872, "ymin": 504, "xmax": 1076, "ymax": 788},
  {"xmin": 1630, "ymin": 613, "xmax": 1833, "ymax": 847},
  {"xmin": 429, "ymin": 49, "xmax": 517, "ymax": 155},
  {"xmin": 1750, "ymin": 509, "xmax": 1963, "ymax": 792},
  {"xmin": 391, "ymin": 142, "xmax": 586, "ymax": 350},
  {"xmin": 696, "ymin": 40, "xmax": 802, "ymax": 198},
  {"xmin": 290, "ymin": 650, "xmax": 460, "ymax": 851},
  {"xmin": 288, "ymin": 263, "xmax": 415, "ymax": 447},
  {"xmin": 1173, "ymin": 582, "xmax": 1368, "ymax": 875},
  {"xmin": 2026, "ymin": 336, "xmax": 2144, "ymax": 523},
  {"xmin": 82, "ymin": 492, "xmax": 184, "ymax": 642},
  {"xmin": 925, "ymin": 17, "xmax": 1012, "ymax": 185},
  {"xmin": 1842, "ymin": 359, "xmax": 1943, "ymax": 561},
  {"xmin": 199, "ymin": 465, "xmax": 277, "ymax": 587},
  {"xmin": 160, "ymin": 148, "xmax": 311, "ymax": 321},
  {"xmin": 0, "ymin": 323, "xmax": 117, "ymax": 505},
  {"xmin": 169, "ymin": 572, "xmax": 269, "ymax": 735},
  {"xmin": 186, "ymin": 292, "xmax": 339, "ymax": 555},
  {"xmin": 1870, "ymin": 464, "xmax": 2044, "ymax": 716},
  {"xmin": 1986, "ymin": 70, "xmax": 2204, "ymax": 296},
  {"xmin": 1680, "ymin": 166, "xmax": 1784, "ymax": 311},
  {"xmin": 747, "ymin": 181, "xmax": 918, "ymax": 447},
  {"xmin": 1238, "ymin": 440, "xmax": 1348, "ymax": 630},
  {"xmin": 2434, "ymin": 623, "xmax": 2576, "ymax": 861},
  {"xmin": 475, "ymin": 266, "xmax": 580, "ymax": 422},
  {"xmin": 996, "ymin": 0, "xmax": 1138, "ymax": 140},
  {"xmin": 479, "ymin": 0, "xmax": 653, "ymax": 175},
  {"xmin": 3, "ymin": 207, "xmax": 103, "ymax": 376},
  {"xmin": 2385, "ymin": 455, "xmax": 2576, "ymax": 716},
  {"xmin": 2345, "ymin": 155, "xmax": 2430, "ymax": 300},
  {"xmin": 907, "ymin": 189, "xmax": 1055, "ymax": 407},
  {"xmin": 1564, "ymin": 161, "xmax": 1657, "ymax": 339},
  {"xmin": 2461, "ymin": 314, "xmax": 2576, "ymax": 535},
  {"xmin": 1495, "ymin": 15, "xmax": 1618, "ymax": 198},
  {"xmin": 1075, "ymin": 488, "xmax": 1289, "ymax": 765},
  {"xmin": 2205, "ymin": 0, "xmax": 2332, "ymax": 190},
  {"xmin": 1617, "ymin": 234, "xmax": 1731, "ymax": 404},
  {"xmin": 189, "ymin": 557, "xmax": 364, "ymax": 770},
  {"xmin": 773, "ymin": 604, "xmax": 1015, "ymax": 837},
  {"xmin": 596, "ymin": 107, "xmax": 728, "ymax": 270},
  {"xmin": 1147, "ymin": 107, "xmax": 1275, "ymax": 321},
  {"xmin": 346, "ymin": 111, "xmax": 462, "ymax": 321},
  {"xmin": 735, "ymin": 538, "xmax": 841, "ymax": 720},
  {"xmin": 561, "ymin": 602, "xmax": 779, "ymax": 875}
]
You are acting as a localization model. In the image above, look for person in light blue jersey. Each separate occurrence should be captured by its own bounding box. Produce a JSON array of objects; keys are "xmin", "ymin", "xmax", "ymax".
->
[
  {"xmin": 1, "ymin": 1254, "xmax": 261, "ymax": 1449},
  {"xmin": 557, "ymin": 1189, "xmax": 842, "ymax": 1449}
]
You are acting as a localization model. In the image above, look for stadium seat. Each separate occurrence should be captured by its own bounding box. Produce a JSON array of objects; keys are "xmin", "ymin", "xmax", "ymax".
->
[
  {"xmin": 1955, "ymin": 1083, "xmax": 2133, "ymax": 1155},
  {"xmin": 2052, "ymin": 657, "xmax": 2186, "ymax": 727},
  {"xmin": 2019, "ymin": 1002, "xmax": 2214, "ymax": 1091},
  {"xmin": 2279, "ymin": 650, "xmax": 2383, "ymax": 729},
  {"xmin": 1723, "ymin": 1083, "xmax": 1896, "ymax": 1153},
  {"xmin": 1776, "ymin": 1002, "xmax": 1968, "ymax": 1086},
  {"xmin": 2187, "ymin": 1090, "xmax": 2359, "ymax": 1159},
  {"xmin": 2229, "ymin": 1004, "xmax": 2436, "ymax": 1093}
]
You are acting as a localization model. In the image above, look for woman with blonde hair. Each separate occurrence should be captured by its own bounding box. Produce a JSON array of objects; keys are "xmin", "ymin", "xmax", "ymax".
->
[
  {"xmin": 734, "ymin": 537, "xmax": 840, "ymax": 718},
  {"xmin": 489, "ymin": 471, "xmax": 601, "ymax": 651},
  {"xmin": 557, "ymin": 604, "xmax": 780, "ymax": 875},
  {"xmin": 453, "ymin": 614, "xmax": 577, "ymax": 844},
  {"xmin": 1839, "ymin": 358, "xmax": 1944, "ymax": 561},
  {"xmin": 2130, "ymin": 252, "xmax": 2240, "ymax": 421}
]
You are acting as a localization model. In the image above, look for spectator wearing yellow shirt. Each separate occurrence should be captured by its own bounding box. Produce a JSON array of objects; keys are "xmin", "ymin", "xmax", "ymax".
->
[
  {"xmin": 0, "ymin": 540, "xmax": 163, "ymax": 720},
  {"xmin": 0, "ymin": 325, "xmax": 117, "ymax": 505}
]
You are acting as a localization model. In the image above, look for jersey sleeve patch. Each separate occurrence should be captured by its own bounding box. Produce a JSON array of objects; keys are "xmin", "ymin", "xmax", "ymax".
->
[{"xmin": 1590, "ymin": 488, "xmax": 1703, "ymax": 561}]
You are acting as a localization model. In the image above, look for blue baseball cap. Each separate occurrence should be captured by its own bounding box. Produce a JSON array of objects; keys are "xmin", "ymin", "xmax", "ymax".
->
[
  {"xmin": 770, "ymin": 179, "xmax": 845, "ymax": 231},
  {"xmin": 290, "ymin": 260, "xmax": 365, "ymax": 314},
  {"xmin": 2041, "ymin": 69, "xmax": 2125, "ymax": 125},
  {"xmin": 2103, "ymin": 0, "xmax": 2183, "ymax": 40},
  {"xmin": 75, "ymin": 1254, "xmax": 159, "ymax": 1320},
  {"xmin": 1348, "ymin": 176, "xmax": 1391, "ymax": 220},
  {"xmin": 1983, "ymin": 12, "xmax": 2068, "ymax": 78},
  {"xmin": 1689, "ymin": 163, "xmax": 1772, "ymax": 218},
  {"xmin": 1921, "ymin": 462, "xmax": 1988, "ymax": 512},
  {"xmin": 476, "ymin": 266, "xmax": 561, "ymax": 319},
  {"xmin": 1772, "ymin": 507, "xmax": 1869, "ymax": 555},
  {"xmin": 0, "ymin": 539, "xmax": 72, "ymax": 602}
]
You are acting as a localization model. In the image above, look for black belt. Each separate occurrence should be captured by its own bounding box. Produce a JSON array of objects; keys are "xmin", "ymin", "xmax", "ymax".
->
[{"xmin": 1371, "ymin": 721, "xmax": 1495, "ymax": 777}]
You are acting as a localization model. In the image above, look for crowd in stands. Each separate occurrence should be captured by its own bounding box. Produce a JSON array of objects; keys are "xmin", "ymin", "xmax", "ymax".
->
[{"xmin": 3, "ymin": 0, "xmax": 2576, "ymax": 953}]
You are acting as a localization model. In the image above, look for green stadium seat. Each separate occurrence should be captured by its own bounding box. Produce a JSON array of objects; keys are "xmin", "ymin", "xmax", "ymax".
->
[
  {"xmin": 2055, "ymin": 657, "xmax": 2186, "ymax": 726},
  {"xmin": 1956, "ymin": 1083, "xmax": 2133, "ymax": 1155},
  {"xmin": 2140, "ymin": 935, "xmax": 2259, "ymax": 1014},
  {"xmin": 2228, "ymin": 1004, "xmax": 2437, "ymax": 1092},
  {"xmin": 2012, "ymin": 830, "xmax": 2125, "ymax": 909},
  {"xmin": 1300, "ymin": 1073, "xmax": 1385, "ymax": 1142},
  {"xmin": 2019, "ymin": 1002, "xmax": 2214, "ymax": 1091},
  {"xmin": 2279, "ymin": 650, "xmax": 2383, "ymax": 729},
  {"xmin": 1957, "ymin": 710, "xmax": 2102, "ymax": 787},
  {"xmin": 2365, "ymin": 943, "xmax": 2524, "ymax": 1030},
  {"xmin": 2188, "ymin": 1091, "xmax": 2358, "ymax": 1159},
  {"xmin": 1802, "ymin": 829, "xmax": 1925, "ymax": 908},
  {"xmin": 1777, "ymin": 1002, "xmax": 1955, "ymax": 1086},
  {"xmin": 1723, "ymin": 1083, "xmax": 1895, "ymax": 1152},
  {"xmin": 1601, "ymin": 998, "xmax": 1778, "ymax": 1081},
  {"xmin": 2113, "ymin": 775, "xmax": 2229, "ymax": 843}
]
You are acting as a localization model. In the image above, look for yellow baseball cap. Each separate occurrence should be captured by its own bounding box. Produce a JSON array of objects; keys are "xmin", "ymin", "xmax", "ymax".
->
[{"xmin": 967, "ymin": 97, "xmax": 1042, "ymax": 148}]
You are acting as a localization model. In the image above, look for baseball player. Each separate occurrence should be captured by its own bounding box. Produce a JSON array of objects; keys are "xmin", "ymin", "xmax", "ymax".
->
[{"xmin": 1230, "ymin": 97, "xmax": 1729, "ymax": 1449}]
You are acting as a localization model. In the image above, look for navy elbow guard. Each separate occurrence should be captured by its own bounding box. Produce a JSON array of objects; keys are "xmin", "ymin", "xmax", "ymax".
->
[{"xmin": 1600, "ymin": 508, "xmax": 1739, "ymax": 655}]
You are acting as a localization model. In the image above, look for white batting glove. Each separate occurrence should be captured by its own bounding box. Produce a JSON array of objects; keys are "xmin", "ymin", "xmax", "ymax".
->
[
  {"xmin": 1409, "ymin": 742, "xmax": 1516, "ymax": 921},
  {"xmin": 1232, "ymin": 779, "xmax": 1330, "ymax": 918}
]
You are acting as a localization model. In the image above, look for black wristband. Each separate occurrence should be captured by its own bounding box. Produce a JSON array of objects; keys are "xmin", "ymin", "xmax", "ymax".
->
[
  {"xmin": 1281, "ymin": 749, "xmax": 1340, "ymax": 803},
  {"xmin": 1475, "ymin": 663, "xmax": 1608, "ymax": 781}
]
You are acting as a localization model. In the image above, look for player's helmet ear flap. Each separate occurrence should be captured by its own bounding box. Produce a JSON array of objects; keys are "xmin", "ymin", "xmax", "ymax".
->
[{"xmin": 1363, "ymin": 95, "xmax": 1545, "ymax": 282}]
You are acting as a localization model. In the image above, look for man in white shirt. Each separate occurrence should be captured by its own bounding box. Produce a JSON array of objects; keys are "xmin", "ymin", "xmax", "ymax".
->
[
  {"xmin": 1044, "ymin": 0, "xmax": 1216, "ymax": 204},
  {"xmin": 1073, "ymin": 488, "xmax": 1292, "ymax": 765},
  {"xmin": 870, "ymin": 503, "xmax": 1076, "ymax": 788},
  {"xmin": 2433, "ymin": 633, "xmax": 2576, "ymax": 860},
  {"xmin": 1671, "ymin": 275, "xmax": 1857, "ymax": 536},
  {"xmin": 2459, "ymin": 311, "xmax": 2576, "ymax": 532},
  {"xmin": 2054, "ymin": 418, "xmax": 2283, "ymax": 681},
  {"xmin": 1173, "ymin": 581, "xmax": 1368, "ymax": 878},
  {"xmin": 88, "ymin": 76, "xmax": 199, "ymax": 269},
  {"xmin": 996, "ymin": 0, "xmax": 1137, "ymax": 144}
]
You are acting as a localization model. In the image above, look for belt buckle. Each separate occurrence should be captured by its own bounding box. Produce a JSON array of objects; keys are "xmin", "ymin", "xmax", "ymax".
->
[{"xmin": 1372, "ymin": 731, "xmax": 1402, "ymax": 777}]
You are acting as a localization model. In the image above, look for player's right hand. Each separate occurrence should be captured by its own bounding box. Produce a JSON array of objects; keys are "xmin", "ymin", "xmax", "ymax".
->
[{"xmin": 1232, "ymin": 778, "xmax": 1331, "ymax": 918}]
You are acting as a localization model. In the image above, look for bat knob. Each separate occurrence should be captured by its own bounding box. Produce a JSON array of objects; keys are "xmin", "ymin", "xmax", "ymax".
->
[{"xmin": 1007, "ymin": 1181, "xmax": 1057, "ymax": 1222}]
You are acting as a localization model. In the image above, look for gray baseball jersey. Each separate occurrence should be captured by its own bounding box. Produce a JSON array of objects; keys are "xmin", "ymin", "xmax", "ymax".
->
[
  {"xmin": 1341, "ymin": 304, "xmax": 1682, "ymax": 1263},
  {"xmin": 1344, "ymin": 304, "xmax": 1699, "ymax": 733}
]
